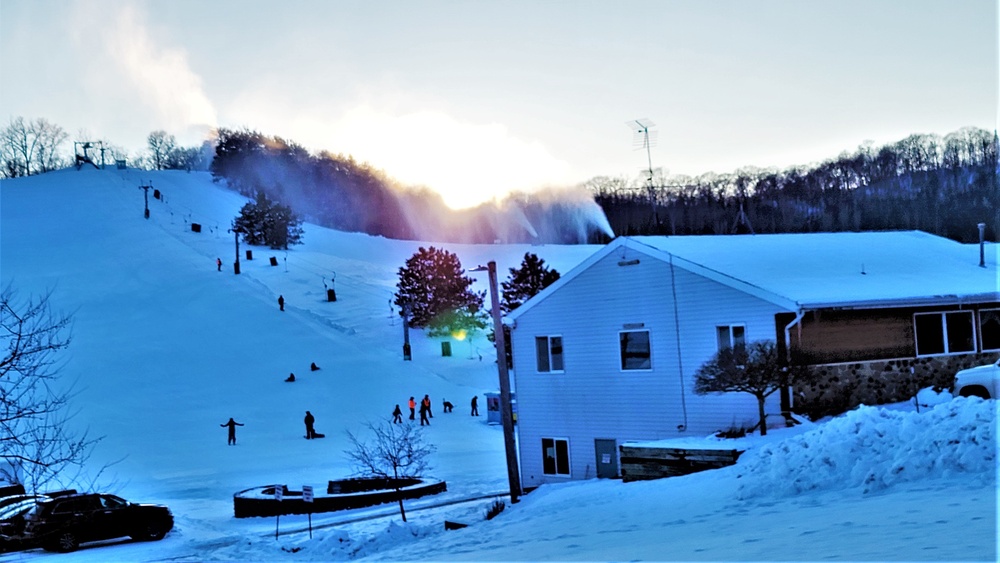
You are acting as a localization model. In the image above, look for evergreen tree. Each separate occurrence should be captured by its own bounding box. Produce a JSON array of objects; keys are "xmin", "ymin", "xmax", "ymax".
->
[
  {"xmin": 264, "ymin": 200, "xmax": 304, "ymax": 249},
  {"xmin": 426, "ymin": 307, "xmax": 488, "ymax": 339},
  {"xmin": 501, "ymin": 252, "xmax": 561, "ymax": 313},
  {"xmin": 394, "ymin": 247, "xmax": 484, "ymax": 328},
  {"xmin": 232, "ymin": 191, "xmax": 303, "ymax": 249}
]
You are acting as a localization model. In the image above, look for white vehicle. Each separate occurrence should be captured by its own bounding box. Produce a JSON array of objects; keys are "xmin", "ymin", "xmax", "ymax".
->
[{"xmin": 953, "ymin": 359, "xmax": 1000, "ymax": 399}]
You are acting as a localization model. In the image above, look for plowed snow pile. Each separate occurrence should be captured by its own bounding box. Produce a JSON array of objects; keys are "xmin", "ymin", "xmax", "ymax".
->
[{"xmin": 736, "ymin": 397, "xmax": 997, "ymax": 498}]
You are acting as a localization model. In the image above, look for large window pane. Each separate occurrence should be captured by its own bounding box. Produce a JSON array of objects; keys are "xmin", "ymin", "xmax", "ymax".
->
[
  {"xmin": 542, "ymin": 438, "xmax": 570, "ymax": 476},
  {"xmin": 981, "ymin": 309, "xmax": 1000, "ymax": 351},
  {"xmin": 535, "ymin": 337, "xmax": 550, "ymax": 372},
  {"xmin": 732, "ymin": 326, "xmax": 746, "ymax": 352},
  {"xmin": 550, "ymin": 337, "xmax": 564, "ymax": 371},
  {"xmin": 716, "ymin": 326, "xmax": 730, "ymax": 351},
  {"xmin": 945, "ymin": 311, "xmax": 975, "ymax": 353},
  {"xmin": 620, "ymin": 331, "xmax": 651, "ymax": 370},
  {"xmin": 555, "ymin": 439, "xmax": 570, "ymax": 475},
  {"xmin": 914, "ymin": 314, "xmax": 945, "ymax": 356},
  {"xmin": 542, "ymin": 438, "xmax": 555, "ymax": 474},
  {"xmin": 716, "ymin": 325, "xmax": 746, "ymax": 353}
]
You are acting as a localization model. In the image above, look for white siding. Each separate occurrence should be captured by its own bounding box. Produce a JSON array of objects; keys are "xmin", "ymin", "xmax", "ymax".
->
[{"xmin": 512, "ymin": 247, "xmax": 786, "ymax": 487}]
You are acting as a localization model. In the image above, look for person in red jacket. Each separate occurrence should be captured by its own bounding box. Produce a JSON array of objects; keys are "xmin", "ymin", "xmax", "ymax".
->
[{"xmin": 408, "ymin": 396, "xmax": 416, "ymax": 420}]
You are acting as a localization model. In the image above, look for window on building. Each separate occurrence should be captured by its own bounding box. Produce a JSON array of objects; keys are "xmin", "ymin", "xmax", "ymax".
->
[
  {"xmin": 716, "ymin": 325, "xmax": 746, "ymax": 352},
  {"xmin": 619, "ymin": 330, "xmax": 651, "ymax": 370},
  {"xmin": 980, "ymin": 309, "xmax": 1000, "ymax": 352},
  {"xmin": 535, "ymin": 336, "xmax": 564, "ymax": 372},
  {"xmin": 541, "ymin": 437, "xmax": 570, "ymax": 476},
  {"xmin": 914, "ymin": 311, "xmax": 975, "ymax": 356}
]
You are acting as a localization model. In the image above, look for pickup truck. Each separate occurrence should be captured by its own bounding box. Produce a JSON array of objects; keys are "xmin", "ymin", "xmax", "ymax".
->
[{"xmin": 953, "ymin": 358, "xmax": 1000, "ymax": 399}]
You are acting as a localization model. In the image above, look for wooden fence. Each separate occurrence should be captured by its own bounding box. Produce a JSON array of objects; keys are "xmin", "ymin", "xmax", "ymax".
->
[{"xmin": 619, "ymin": 445, "xmax": 743, "ymax": 482}]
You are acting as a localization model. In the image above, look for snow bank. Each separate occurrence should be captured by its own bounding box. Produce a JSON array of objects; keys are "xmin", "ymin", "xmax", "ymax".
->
[{"xmin": 736, "ymin": 397, "xmax": 997, "ymax": 498}]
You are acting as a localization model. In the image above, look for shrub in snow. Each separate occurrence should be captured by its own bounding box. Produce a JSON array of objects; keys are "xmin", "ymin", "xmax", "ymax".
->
[
  {"xmin": 485, "ymin": 498, "xmax": 506, "ymax": 520},
  {"xmin": 735, "ymin": 397, "xmax": 996, "ymax": 499}
]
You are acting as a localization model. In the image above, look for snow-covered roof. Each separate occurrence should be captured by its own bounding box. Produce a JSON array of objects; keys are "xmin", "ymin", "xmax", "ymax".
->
[
  {"xmin": 632, "ymin": 231, "xmax": 999, "ymax": 310},
  {"xmin": 510, "ymin": 231, "xmax": 999, "ymax": 319}
]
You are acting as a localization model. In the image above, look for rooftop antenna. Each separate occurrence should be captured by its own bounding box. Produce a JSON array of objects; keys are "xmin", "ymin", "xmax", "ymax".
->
[
  {"xmin": 731, "ymin": 202, "xmax": 755, "ymax": 234},
  {"xmin": 627, "ymin": 119, "xmax": 659, "ymax": 228}
]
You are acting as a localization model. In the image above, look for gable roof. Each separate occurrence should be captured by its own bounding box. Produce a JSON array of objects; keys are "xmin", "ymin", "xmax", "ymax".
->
[{"xmin": 509, "ymin": 231, "xmax": 1000, "ymax": 320}]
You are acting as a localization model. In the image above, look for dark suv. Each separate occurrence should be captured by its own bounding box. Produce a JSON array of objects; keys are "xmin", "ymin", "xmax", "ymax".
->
[{"xmin": 23, "ymin": 493, "xmax": 173, "ymax": 552}]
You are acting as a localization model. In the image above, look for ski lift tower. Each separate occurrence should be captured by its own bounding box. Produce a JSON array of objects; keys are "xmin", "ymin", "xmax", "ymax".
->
[
  {"xmin": 627, "ymin": 119, "xmax": 659, "ymax": 227},
  {"xmin": 73, "ymin": 140, "xmax": 105, "ymax": 170}
]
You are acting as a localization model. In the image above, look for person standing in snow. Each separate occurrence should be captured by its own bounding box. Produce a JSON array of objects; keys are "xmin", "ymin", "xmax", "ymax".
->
[
  {"xmin": 221, "ymin": 417, "xmax": 244, "ymax": 445},
  {"xmin": 471, "ymin": 395, "xmax": 479, "ymax": 416},
  {"xmin": 419, "ymin": 397, "xmax": 430, "ymax": 426},
  {"xmin": 216, "ymin": 257, "xmax": 222, "ymax": 271},
  {"xmin": 392, "ymin": 404, "xmax": 403, "ymax": 424},
  {"xmin": 408, "ymin": 396, "xmax": 416, "ymax": 420},
  {"xmin": 423, "ymin": 394, "xmax": 433, "ymax": 418},
  {"xmin": 278, "ymin": 295, "xmax": 285, "ymax": 311},
  {"xmin": 304, "ymin": 410, "xmax": 316, "ymax": 439}
]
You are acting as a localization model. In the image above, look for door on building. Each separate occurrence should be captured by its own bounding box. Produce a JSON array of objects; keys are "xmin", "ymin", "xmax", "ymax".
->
[{"xmin": 594, "ymin": 439, "xmax": 619, "ymax": 478}]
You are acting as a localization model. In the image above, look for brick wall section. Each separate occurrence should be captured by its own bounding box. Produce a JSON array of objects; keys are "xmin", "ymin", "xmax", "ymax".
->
[{"xmin": 795, "ymin": 352, "xmax": 1000, "ymax": 419}]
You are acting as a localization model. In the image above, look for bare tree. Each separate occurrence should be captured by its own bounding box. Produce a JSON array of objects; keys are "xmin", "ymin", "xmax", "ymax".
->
[
  {"xmin": 147, "ymin": 130, "xmax": 176, "ymax": 170},
  {"xmin": 582, "ymin": 175, "xmax": 634, "ymax": 195},
  {"xmin": 694, "ymin": 340, "xmax": 809, "ymax": 436},
  {"xmin": 1, "ymin": 117, "xmax": 35, "ymax": 177},
  {"xmin": 344, "ymin": 419, "xmax": 435, "ymax": 522},
  {"xmin": 0, "ymin": 117, "xmax": 68, "ymax": 178},
  {"xmin": 0, "ymin": 284, "xmax": 101, "ymax": 491},
  {"xmin": 31, "ymin": 119, "xmax": 68, "ymax": 173}
]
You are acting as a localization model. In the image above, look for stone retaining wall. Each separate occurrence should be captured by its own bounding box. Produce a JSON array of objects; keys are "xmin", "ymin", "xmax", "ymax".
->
[{"xmin": 795, "ymin": 352, "xmax": 999, "ymax": 419}]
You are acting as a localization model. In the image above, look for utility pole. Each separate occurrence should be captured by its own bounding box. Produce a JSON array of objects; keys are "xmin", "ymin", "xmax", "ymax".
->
[
  {"xmin": 232, "ymin": 229, "xmax": 241, "ymax": 274},
  {"xmin": 402, "ymin": 302, "xmax": 411, "ymax": 361},
  {"xmin": 472, "ymin": 261, "xmax": 521, "ymax": 503},
  {"xmin": 138, "ymin": 183, "xmax": 152, "ymax": 219}
]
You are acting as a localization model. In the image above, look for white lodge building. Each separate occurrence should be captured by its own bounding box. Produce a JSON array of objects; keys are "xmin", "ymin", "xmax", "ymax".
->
[{"xmin": 506, "ymin": 232, "xmax": 999, "ymax": 488}]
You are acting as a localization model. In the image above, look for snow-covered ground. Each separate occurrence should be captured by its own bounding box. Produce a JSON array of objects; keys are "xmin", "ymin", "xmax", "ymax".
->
[{"xmin": 0, "ymin": 168, "xmax": 996, "ymax": 561}]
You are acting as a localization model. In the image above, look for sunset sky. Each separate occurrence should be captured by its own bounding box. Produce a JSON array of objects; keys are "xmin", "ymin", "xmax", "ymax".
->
[{"xmin": 1, "ymin": 0, "xmax": 996, "ymax": 208}]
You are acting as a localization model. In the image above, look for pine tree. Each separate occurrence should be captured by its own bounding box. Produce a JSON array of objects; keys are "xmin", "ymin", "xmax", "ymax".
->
[
  {"xmin": 394, "ymin": 247, "xmax": 484, "ymax": 328},
  {"xmin": 232, "ymin": 191, "xmax": 303, "ymax": 249},
  {"xmin": 501, "ymin": 252, "xmax": 561, "ymax": 313}
]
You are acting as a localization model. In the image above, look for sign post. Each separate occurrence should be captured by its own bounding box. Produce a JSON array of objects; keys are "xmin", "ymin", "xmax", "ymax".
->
[
  {"xmin": 303, "ymin": 485, "xmax": 314, "ymax": 539},
  {"xmin": 274, "ymin": 484, "xmax": 283, "ymax": 539}
]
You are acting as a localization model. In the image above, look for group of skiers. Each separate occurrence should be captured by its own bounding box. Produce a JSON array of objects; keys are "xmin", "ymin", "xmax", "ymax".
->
[
  {"xmin": 223, "ymin": 393, "xmax": 482, "ymax": 444},
  {"xmin": 219, "ymin": 409, "xmax": 323, "ymax": 444},
  {"xmin": 284, "ymin": 362, "xmax": 321, "ymax": 382},
  {"xmin": 391, "ymin": 394, "xmax": 480, "ymax": 425}
]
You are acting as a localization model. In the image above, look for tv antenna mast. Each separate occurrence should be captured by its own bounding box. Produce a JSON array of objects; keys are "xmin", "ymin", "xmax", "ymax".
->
[{"xmin": 627, "ymin": 119, "xmax": 659, "ymax": 226}]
